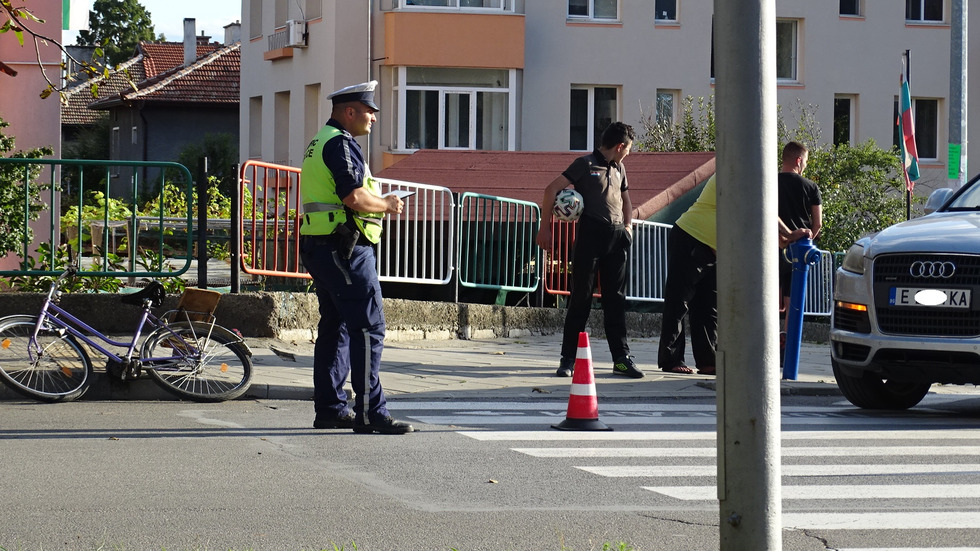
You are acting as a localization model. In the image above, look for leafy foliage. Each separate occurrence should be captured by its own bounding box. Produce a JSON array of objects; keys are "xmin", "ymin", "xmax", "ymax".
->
[
  {"xmin": 637, "ymin": 95, "xmax": 715, "ymax": 152},
  {"xmin": 76, "ymin": 0, "xmax": 156, "ymax": 66},
  {"xmin": 804, "ymin": 141, "xmax": 914, "ymax": 253},
  {"xmin": 0, "ymin": 117, "xmax": 54, "ymax": 257},
  {"xmin": 173, "ymin": 133, "xmax": 240, "ymax": 198}
]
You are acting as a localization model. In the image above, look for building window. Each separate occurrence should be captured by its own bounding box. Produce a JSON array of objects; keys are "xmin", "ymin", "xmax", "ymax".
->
[
  {"xmin": 906, "ymin": 0, "xmax": 943, "ymax": 22},
  {"xmin": 304, "ymin": 84, "xmax": 320, "ymax": 144},
  {"xmin": 275, "ymin": 0, "xmax": 288, "ymax": 28},
  {"xmin": 833, "ymin": 95, "xmax": 855, "ymax": 146},
  {"xmin": 775, "ymin": 19, "xmax": 798, "ymax": 81},
  {"xmin": 655, "ymin": 0, "xmax": 676, "ymax": 21},
  {"xmin": 274, "ymin": 91, "xmax": 290, "ymax": 165},
  {"xmin": 249, "ymin": 96, "xmax": 263, "ymax": 158},
  {"xmin": 893, "ymin": 97, "xmax": 939, "ymax": 160},
  {"xmin": 570, "ymin": 85, "xmax": 617, "ymax": 151},
  {"xmin": 840, "ymin": 0, "xmax": 860, "ymax": 16},
  {"xmin": 568, "ymin": 0, "xmax": 618, "ymax": 21},
  {"xmin": 656, "ymin": 90, "xmax": 677, "ymax": 126},
  {"xmin": 396, "ymin": 67, "xmax": 513, "ymax": 151},
  {"xmin": 110, "ymin": 127, "xmax": 120, "ymax": 176},
  {"xmin": 399, "ymin": 0, "xmax": 508, "ymax": 9},
  {"xmin": 305, "ymin": 0, "xmax": 321, "ymax": 20},
  {"xmin": 249, "ymin": 0, "xmax": 262, "ymax": 38}
]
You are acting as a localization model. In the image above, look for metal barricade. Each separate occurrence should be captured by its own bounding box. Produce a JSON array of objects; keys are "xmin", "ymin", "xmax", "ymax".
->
[
  {"xmin": 627, "ymin": 220, "xmax": 671, "ymax": 302},
  {"xmin": 239, "ymin": 160, "xmax": 306, "ymax": 279},
  {"xmin": 375, "ymin": 178, "xmax": 455, "ymax": 285},
  {"xmin": 803, "ymin": 249, "xmax": 834, "ymax": 316},
  {"xmin": 541, "ymin": 219, "xmax": 588, "ymax": 298},
  {"xmin": 457, "ymin": 192, "xmax": 540, "ymax": 292},
  {"xmin": 0, "ymin": 158, "xmax": 193, "ymax": 278}
]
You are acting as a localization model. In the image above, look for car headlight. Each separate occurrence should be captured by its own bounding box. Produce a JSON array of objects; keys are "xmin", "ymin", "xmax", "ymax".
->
[{"xmin": 841, "ymin": 243, "xmax": 866, "ymax": 274}]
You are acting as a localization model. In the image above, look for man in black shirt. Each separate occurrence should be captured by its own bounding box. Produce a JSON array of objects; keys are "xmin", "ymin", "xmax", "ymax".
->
[
  {"xmin": 536, "ymin": 122, "xmax": 641, "ymax": 379},
  {"xmin": 777, "ymin": 141, "xmax": 822, "ymax": 325}
]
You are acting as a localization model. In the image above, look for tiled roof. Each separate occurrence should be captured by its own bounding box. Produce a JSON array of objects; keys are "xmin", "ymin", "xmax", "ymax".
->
[
  {"xmin": 375, "ymin": 150, "xmax": 716, "ymax": 219},
  {"xmin": 89, "ymin": 42, "xmax": 240, "ymax": 109},
  {"xmin": 139, "ymin": 42, "xmax": 223, "ymax": 78},
  {"xmin": 61, "ymin": 55, "xmax": 144, "ymax": 126}
]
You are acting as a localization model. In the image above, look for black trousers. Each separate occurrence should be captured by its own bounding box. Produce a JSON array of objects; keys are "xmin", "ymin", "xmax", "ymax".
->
[
  {"xmin": 658, "ymin": 225, "xmax": 718, "ymax": 369},
  {"xmin": 560, "ymin": 216, "xmax": 631, "ymax": 361}
]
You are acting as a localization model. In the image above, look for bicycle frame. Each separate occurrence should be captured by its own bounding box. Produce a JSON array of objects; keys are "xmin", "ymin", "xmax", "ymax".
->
[{"xmin": 28, "ymin": 273, "xmax": 213, "ymax": 370}]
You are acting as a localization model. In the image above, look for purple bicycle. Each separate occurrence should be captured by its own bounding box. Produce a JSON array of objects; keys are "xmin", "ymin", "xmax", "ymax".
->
[{"xmin": 0, "ymin": 267, "xmax": 252, "ymax": 402}]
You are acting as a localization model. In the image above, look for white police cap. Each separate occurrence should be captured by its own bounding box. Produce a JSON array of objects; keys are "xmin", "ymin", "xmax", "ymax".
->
[{"xmin": 328, "ymin": 80, "xmax": 379, "ymax": 112}]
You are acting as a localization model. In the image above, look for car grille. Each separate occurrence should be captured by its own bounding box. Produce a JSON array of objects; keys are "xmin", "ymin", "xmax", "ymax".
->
[{"xmin": 873, "ymin": 254, "xmax": 980, "ymax": 336}]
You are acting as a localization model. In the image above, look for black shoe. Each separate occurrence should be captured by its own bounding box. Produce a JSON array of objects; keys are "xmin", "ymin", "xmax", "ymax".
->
[
  {"xmin": 353, "ymin": 416, "xmax": 415, "ymax": 435},
  {"xmin": 612, "ymin": 356, "xmax": 644, "ymax": 378},
  {"xmin": 555, "ymin": 357, "xmax": 575, "ymax": 377},
  {"xmin": 313, "ymin": 411, "xmax": 355, "ymax": 429}
]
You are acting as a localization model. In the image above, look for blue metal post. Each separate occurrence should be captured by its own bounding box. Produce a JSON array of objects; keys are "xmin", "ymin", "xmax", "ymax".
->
[{"xmin": 782, "ymin": 238, "xmax": 821, "ymax": 380}]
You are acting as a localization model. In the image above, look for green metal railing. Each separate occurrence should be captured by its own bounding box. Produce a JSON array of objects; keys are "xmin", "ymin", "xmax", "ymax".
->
[
  {"xmin": 457, "ymin": 192, "xmax": 540, "ymax": 293},
  {"xmin": 0, "ymin": 158, "xmax": 193, "ymax": 278}
]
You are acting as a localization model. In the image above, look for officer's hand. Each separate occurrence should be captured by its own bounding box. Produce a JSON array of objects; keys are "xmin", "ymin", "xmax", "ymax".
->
[{"xmin": 384, "ymin": 194, "xmax": 404, "ymax": 215}]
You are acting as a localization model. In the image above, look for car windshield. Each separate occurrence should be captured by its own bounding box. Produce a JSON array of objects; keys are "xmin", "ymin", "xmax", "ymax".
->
[{"xmin": 945, "ymin": 175, "xmax": 980, "ymax": 211}]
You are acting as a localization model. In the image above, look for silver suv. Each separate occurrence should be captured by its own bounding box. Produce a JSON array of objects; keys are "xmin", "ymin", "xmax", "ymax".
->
[{"xmin": 831, "ymin": 173, "xmax": 980, "ymax": 409}]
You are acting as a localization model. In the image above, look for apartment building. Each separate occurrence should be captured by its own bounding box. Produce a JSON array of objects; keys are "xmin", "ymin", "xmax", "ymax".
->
[{"xmin": 240, "ymin": 0, "xmax": 977, "ymax": 193}]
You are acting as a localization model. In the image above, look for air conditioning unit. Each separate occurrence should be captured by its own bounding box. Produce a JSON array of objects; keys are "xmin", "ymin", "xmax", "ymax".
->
[{"xmin": 286, "ymin": 20, "xmax": 307, "ymax": 48}]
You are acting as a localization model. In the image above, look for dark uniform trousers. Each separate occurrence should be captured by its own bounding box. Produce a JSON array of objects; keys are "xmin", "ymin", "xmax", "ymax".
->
[
  {"xmin": 300, "ymin": 234, "xmax": 389, "ymax": 423},
  {"xmin": 560, "ymin": 215, "xmax": 631, "ymax": 361},
  {"xmin": 658, "ymin": 225, "xmax": 718, "ymax": 369}
]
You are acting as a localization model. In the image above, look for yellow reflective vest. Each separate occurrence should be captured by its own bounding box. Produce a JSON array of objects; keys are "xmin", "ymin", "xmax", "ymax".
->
[{"xmin": 300, "ymin": 125, "xmax": 384, "ymax": 243}]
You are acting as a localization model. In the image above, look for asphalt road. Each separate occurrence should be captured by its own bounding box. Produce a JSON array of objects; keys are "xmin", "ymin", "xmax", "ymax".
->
[{"xmin": 3, "ymin": 394, "xmax": 980, "ymax": 550}]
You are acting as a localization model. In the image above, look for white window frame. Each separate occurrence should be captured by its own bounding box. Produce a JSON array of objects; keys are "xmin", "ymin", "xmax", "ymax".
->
[
  {"xmin": 654, "ymin": 0, "xmax": 677, "ymax": 22},
  {"xmin": 776, "ymin": 19, "xmax": 799, "ymax": 82},
  {"xmin": 569, "ymin": 85, "xmax": 620, "ymax": 152},
  {"xmin": 395, "ymin": 0, "xmax": 514, "ymax": 11},
  {"xmin": 906, "ymin": 0, "xmax": 944, "ymax": 23},
  {"xmin": 394, "ymin": 67, "xmax": 517, "ymax": 152},
  {"xmin": 567, "ymin": 0, "xmax": 620, "ymax": 22}
]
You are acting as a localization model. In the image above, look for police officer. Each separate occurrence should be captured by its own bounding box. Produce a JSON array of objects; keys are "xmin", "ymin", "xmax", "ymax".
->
[{"xmin": 300, "ymin": 80, "xmax": 413, "ymax": 434}]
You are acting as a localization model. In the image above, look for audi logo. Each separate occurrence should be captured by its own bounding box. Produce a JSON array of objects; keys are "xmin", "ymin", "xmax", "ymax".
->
[{"xmin": 909, "ymin": 260, "xmax": 957, "ymax": 279}]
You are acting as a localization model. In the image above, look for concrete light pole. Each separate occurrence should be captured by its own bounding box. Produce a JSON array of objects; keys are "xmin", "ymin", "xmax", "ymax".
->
[
  {"xmin": 948, "ymin": 0, "xmax": 967, "ymax": 189},
  {"xmin": 714, "ymin": 0, "xmax": 781, "ymax": 549}
]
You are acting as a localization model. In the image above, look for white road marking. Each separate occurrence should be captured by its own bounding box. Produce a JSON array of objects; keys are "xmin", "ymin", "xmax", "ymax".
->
[
  {"xmin": 578, "ymin": 464, "xmax": 980, "ymax": 477},
  {"xmin": 512, "ymin": 446, "xmax": 980, "ymax": 458},
  {"xmin": 646, "ymin": 484, "xmax": 980, "ymax": 500}
]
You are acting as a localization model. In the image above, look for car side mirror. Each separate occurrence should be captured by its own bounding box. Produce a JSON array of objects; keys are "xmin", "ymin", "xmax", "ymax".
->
[{"xmin": 924, "ymin": 188, "xmax": 954, "ymax": 215}]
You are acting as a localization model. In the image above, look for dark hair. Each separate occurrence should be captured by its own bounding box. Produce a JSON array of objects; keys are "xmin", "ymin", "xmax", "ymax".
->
[
  {"xmin": 781, "ymin": 140, "xmax": 808, "ymax": 164},
  {"xmin": 600, "ymin": 122, "xmax": 636, "ymax": 149}
]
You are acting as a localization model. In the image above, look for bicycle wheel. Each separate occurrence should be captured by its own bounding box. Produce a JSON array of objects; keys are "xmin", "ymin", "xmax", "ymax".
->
[
  {"xmin": 0, "ymin": 316, "xmax": 92, "ymax": 403},
  {"xmin": 141, "ymin": 322, "xmax": 252, "ymax": 402}
]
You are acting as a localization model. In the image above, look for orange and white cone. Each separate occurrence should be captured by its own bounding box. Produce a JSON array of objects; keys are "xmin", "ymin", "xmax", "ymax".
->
[{"xmin": 552, "ymin": 332, "xmax": 612, "ymax": 431}]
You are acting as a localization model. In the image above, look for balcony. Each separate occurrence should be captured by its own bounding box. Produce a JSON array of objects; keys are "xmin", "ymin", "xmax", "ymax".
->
[{"xmin": 384, "ymin": 11, "xmax": 524, "ymax": 69}]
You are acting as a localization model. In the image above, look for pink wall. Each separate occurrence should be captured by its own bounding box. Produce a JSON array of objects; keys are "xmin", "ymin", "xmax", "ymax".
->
[{"xmin": 0, "ymin": 0, "xmax": 63, "ymax": 269}]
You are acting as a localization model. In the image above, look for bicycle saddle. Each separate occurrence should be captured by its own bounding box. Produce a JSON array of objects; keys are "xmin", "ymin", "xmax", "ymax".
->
[{"xmin": 120, "ymin": 281, "xmax": 166, "ymax": 308}]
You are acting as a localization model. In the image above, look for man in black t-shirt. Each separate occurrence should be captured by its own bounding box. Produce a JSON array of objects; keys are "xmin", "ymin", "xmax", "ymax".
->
[
  {"xmin": 536, "ymin": 122, "xmax": 642, "ymax": 379},
  {"xmin": 777, "ymin": 141, "xmax": 822, "ymax": 324}
]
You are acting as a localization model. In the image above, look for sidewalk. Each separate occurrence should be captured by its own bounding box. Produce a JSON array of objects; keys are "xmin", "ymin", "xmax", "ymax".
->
[
  {"xmin": 244, "ymin": 335, "xmax": 840, "ymax": 403},
  {"xmin": 0, "ymin": 334, "xmax": 839, "ymax": 402}
]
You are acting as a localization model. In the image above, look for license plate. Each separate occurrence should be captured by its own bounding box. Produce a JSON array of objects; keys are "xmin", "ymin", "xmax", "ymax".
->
[{"xmin": 889, "ymin": 287, "xmax": 971, "ymax": 308}]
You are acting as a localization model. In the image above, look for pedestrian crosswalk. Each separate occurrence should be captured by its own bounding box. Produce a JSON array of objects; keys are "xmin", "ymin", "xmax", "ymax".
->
[{"xmin": 400, "ymin": 400, "xmax": 980, "ymax": 543}]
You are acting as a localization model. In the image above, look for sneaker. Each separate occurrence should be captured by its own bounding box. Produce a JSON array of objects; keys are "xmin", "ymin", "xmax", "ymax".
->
[
  {"xmin": 556, "ymin": 357, "xmax": 575, "ymax": 377},
  {"xmin": 353, "ymin": 416, "xmax": 415, "ymax": 435},
  {"xmin": 613, "ymin": 356, "xmax": 644, "ymax": 379},
  {"xmin": 313, "ymin": 411, "xmax": 355, "ymax": 429}
]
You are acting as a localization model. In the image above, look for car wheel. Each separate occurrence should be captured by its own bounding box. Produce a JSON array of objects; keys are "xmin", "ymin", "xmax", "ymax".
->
[{"xmin": 831, "ymin": 359, "xmax": 931, "ymax": 410}]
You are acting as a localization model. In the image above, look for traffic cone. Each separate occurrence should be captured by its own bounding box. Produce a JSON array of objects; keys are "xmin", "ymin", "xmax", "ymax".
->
[{"xmin": 552, "ymin": 332, "xmax": 612, "ymax": 431}]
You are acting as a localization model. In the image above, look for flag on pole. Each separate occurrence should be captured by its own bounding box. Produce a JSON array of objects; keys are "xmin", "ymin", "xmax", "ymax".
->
[
  {"xmin": 897, "ymin": 60, "xmax": 920, "ymax": 193},
  {"xmin": 62, "ymin": 0, "xmax": 90, "ymax": 31}
]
